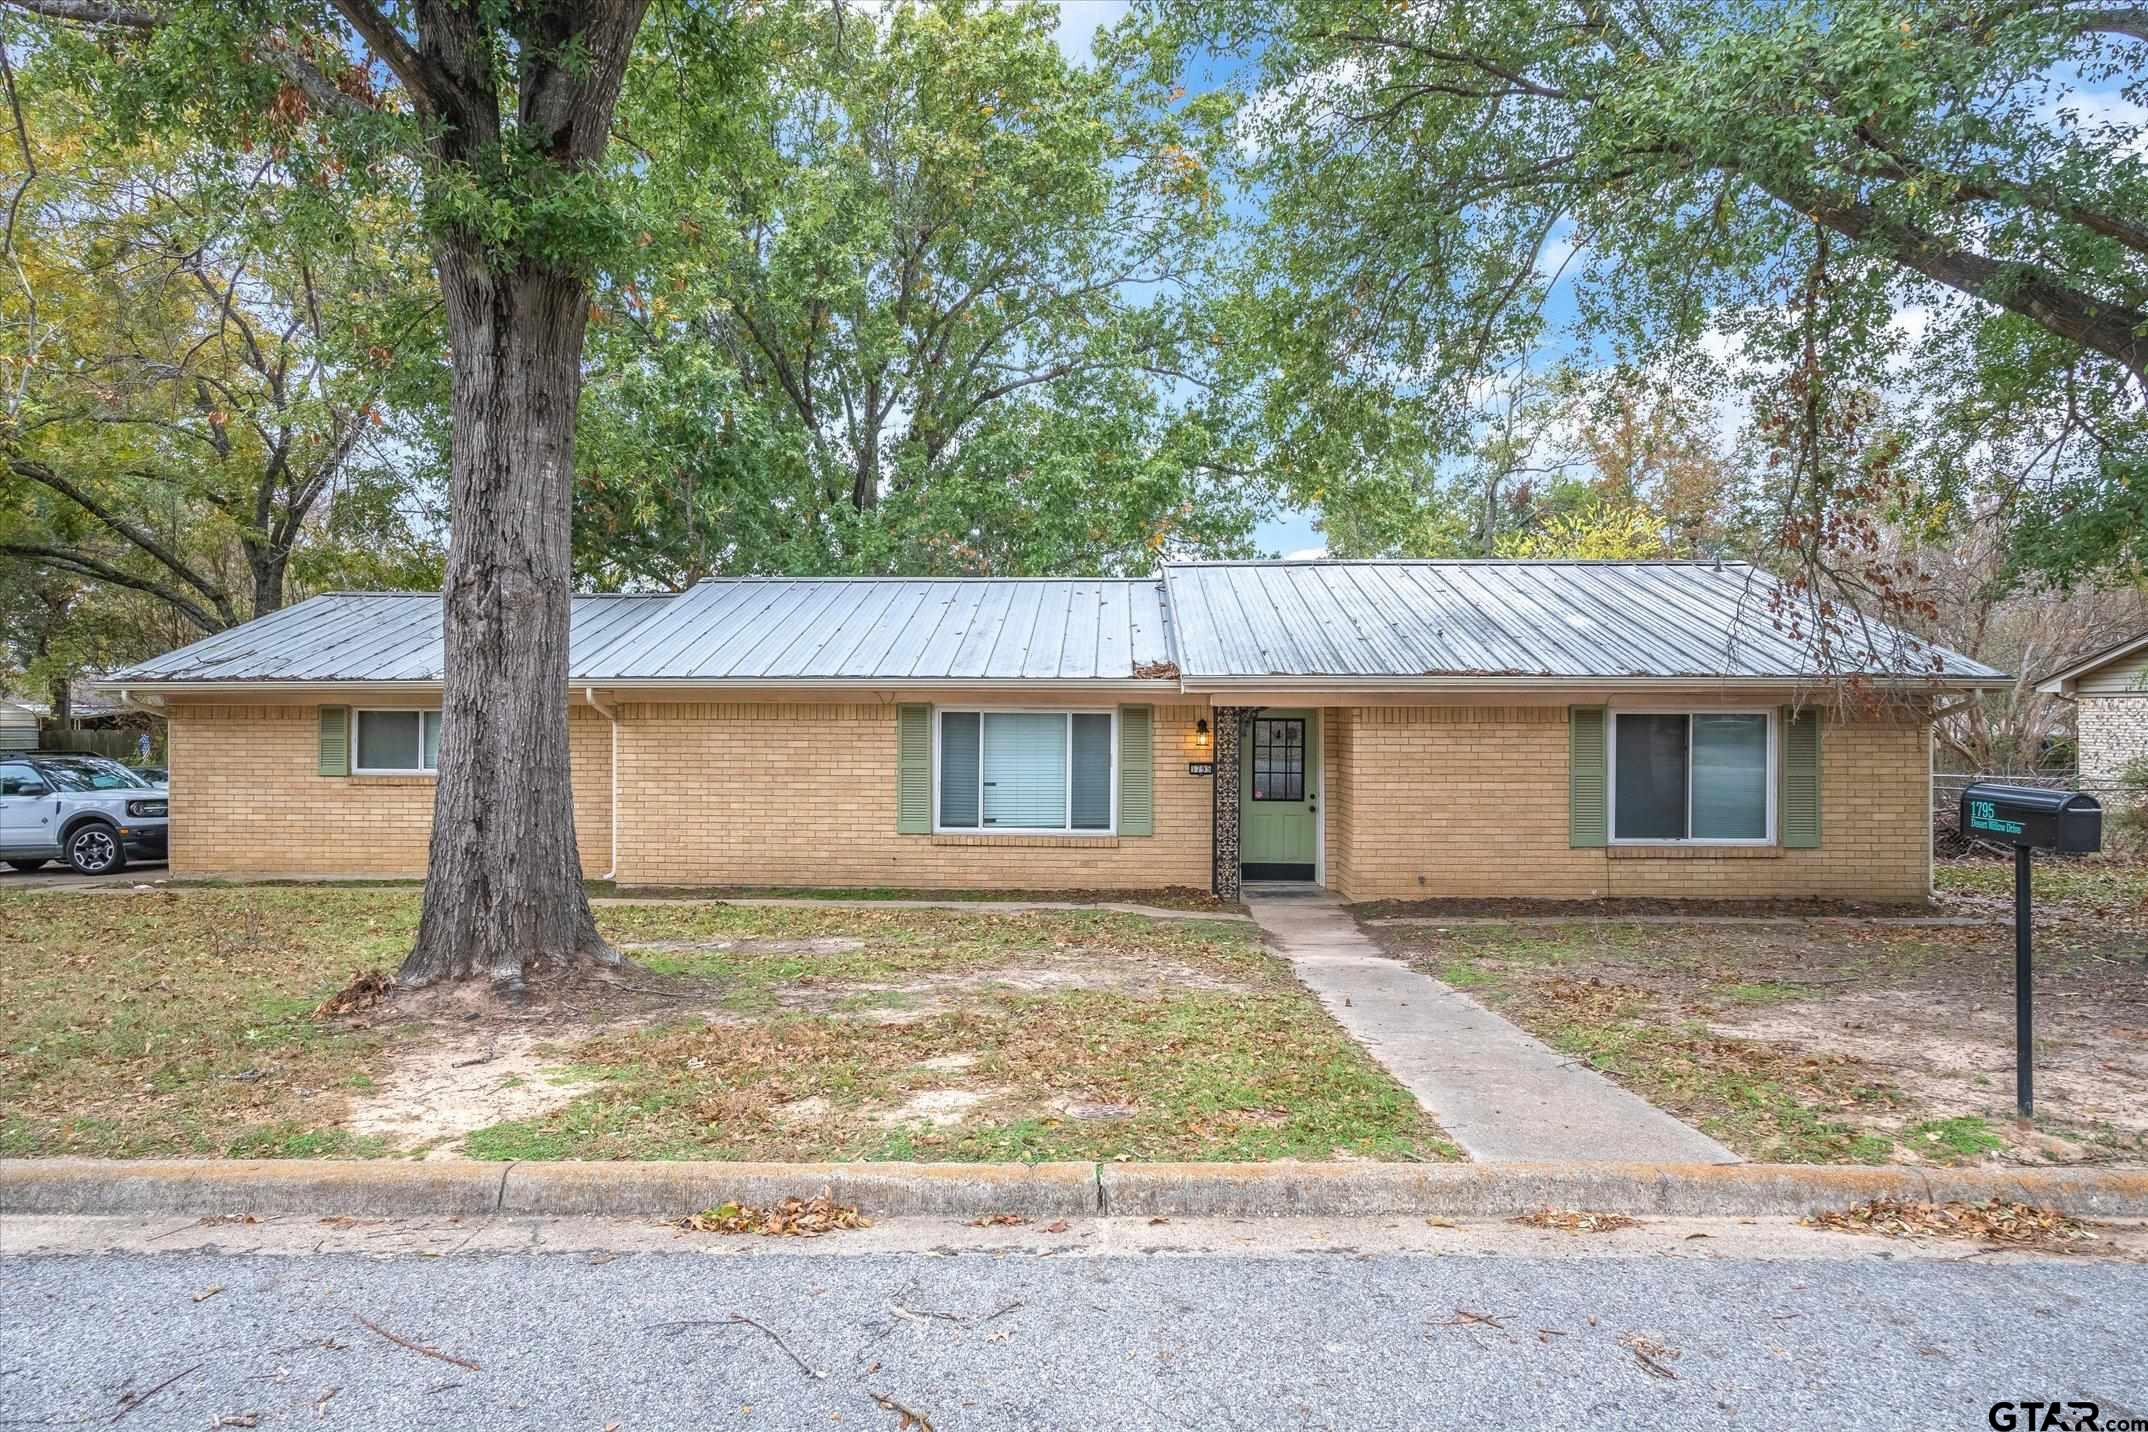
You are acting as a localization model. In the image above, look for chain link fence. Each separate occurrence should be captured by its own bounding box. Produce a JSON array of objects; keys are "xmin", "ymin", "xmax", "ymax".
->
[{"xmin": 1934, "ymin": 772, "xmax": 2141, "ymax": 856}]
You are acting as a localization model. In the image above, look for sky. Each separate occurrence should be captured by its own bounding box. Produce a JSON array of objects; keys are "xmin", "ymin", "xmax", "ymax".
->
[
  {"xmin": 1042, "ymin": 1, "xmax": 1334, "ymax": 555},
  {"xmin": 1038, "ymin": 0, "xmax": 2146, "ymax": 563}
]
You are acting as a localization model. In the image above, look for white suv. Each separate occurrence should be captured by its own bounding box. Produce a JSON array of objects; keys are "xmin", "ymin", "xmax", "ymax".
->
[{"xmin": 0, "ymin": 754, "xmax": 170, "ymax": 875}]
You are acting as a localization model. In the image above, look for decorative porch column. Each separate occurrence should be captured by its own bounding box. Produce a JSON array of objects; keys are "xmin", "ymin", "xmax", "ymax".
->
[{"xmin": 1210, "ymin": 705, "xmax": 1258, "ymax": 900}]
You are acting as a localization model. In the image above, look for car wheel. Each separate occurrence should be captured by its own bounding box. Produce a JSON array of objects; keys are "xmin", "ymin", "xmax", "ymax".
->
[
  {"xmin": 5, "ymin": 858, "xmax": 48, "ymax": 872},
  {"xmin": 64, "ymin": 824, "xmax": 127, "ymax": 876}
]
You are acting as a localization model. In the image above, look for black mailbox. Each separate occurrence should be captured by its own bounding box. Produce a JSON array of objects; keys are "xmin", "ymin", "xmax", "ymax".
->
[{"xmin": 1959, "ymin": 783, "xmax": 2103, "ymax": 852}]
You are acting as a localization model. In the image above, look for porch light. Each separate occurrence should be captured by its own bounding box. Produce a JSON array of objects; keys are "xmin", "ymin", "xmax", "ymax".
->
[{"xmin": 1194, "ymin": 719, "xmax": 1211, "ymax": 750}]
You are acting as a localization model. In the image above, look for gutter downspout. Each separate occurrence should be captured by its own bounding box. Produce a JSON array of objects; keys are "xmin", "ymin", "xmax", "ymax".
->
[{"xmin": 584, "ymin": 687, "xmax": 619, "ymax": 882}]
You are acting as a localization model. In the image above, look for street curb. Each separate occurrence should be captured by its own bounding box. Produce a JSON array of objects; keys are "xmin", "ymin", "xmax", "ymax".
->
[
  {"xmin": 500, "ymin": 1160, "xmax": 1098, "ymax": 1218},
  {"xmin": 5, "ymin": 1158, "xmax": 2145, "ymax": 1221},
  {"xmin": 1097, "ymin": 1162, "xmax": 2148, "ymax": 1218}
]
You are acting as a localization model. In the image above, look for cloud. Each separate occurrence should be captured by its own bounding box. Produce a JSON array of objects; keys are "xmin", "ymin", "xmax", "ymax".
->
[{"xmin": 1283, "ymin": 546, "xmax": 1329, "ymax": 561}]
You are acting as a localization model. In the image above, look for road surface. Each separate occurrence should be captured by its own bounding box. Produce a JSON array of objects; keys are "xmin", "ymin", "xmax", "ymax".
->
[{"xmin": 2, "ymin": 1214, "xmax": 2142, "ymax": 1429}]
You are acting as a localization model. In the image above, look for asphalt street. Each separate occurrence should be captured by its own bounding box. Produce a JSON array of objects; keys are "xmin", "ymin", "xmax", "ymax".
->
[{"xmin": 3, "ymin": 1222, "xmax": 2144, "ymax": 1430}]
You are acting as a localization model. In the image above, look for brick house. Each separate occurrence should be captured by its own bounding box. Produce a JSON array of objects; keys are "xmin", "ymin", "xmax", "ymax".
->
[
  {"xmin": 98, "ymin": 560, "xmax": 2003, "ymax": 903},
  {"xmin": 2037, "ymin": 631, "xmax": 2148, "ymax": 790}
]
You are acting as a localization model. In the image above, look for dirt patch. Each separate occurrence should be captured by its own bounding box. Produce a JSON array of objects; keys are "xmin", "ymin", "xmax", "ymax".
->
[
  {"xmin": 349, "ymin": 1027, "xmax": 599, "ymax": 1157},
  {"xmin": 869, "ymin": 1088, "xmax": 1000, "ymax": 1127},
  {"xmin": 340, "ymin": 963, "xmax": 742, "ymax": 1156}
]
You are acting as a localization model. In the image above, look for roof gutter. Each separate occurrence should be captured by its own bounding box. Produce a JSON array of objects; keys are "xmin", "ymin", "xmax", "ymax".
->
[{"xmin": 1176, "ymin": 673, "xmax": 2010, "ymax": 693}]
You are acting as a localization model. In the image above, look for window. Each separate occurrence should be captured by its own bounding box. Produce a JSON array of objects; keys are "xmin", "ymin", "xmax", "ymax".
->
[
  {"xmin": 1250, "ymin": 718, "xmax": 1306, "ymax": 802},
  {"xmin": 355, "ymin": 709, "xmax": 444, "ymax": 774},
  {"xmin": 937, "ymin": 710, "xmax": 1114, "ymax": 833},
  {"xmin": 1610, "ymin": 711, "xmax": 1771, "ymax": 843},
  {"xmin": 1, "ymin": 761, "xmax": 47, "ymax": 796}
]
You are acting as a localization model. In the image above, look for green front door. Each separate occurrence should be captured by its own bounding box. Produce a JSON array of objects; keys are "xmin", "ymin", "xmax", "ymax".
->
[{"xmin": 1241, "ymin": 710, "xmax": 1318, "ymax": 881}]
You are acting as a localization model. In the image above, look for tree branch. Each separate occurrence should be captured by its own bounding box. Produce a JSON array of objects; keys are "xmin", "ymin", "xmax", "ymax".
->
[
  {"xmin": 0, "ymin": 542, "xmax": 227, "ymax": 632},
  {"xmin": 9, "ymin": 457, "xmax": 236, "ymax": 617},
  {"xmin": 1756, "ymin": 176, "xmax": 2148, "ymax": 386}
]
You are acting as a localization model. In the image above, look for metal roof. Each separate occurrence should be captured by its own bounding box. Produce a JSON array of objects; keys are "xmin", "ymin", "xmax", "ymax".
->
[
  {"xmin": 110, "ymin": 578, "xmax": 1177, "ymax": 686},
  {"xmin": 571, "ymin": 578, "xmax": 1174, "ymax": 682},
  {"xmin": 106, "ymin": 562, "xmax": 2004, "ymax": 690},
  {"xmin": 111, "ymin": 592, "xmax": 671, "ymax": 684},
  {"xmin": 1158, "ymin": 561, "xmax": 2003, "ymax": 685}
]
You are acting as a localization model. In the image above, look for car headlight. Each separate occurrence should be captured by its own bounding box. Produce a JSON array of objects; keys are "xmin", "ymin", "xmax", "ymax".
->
[{"xmin": 127, "ymin": 799, "xmax": 167, "ymax": 818}]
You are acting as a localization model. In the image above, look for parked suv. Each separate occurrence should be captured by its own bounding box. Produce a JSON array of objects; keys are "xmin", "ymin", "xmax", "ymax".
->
[{"xmin": 0, "ymin": 753, "xmax": 170, "ymax": 875}]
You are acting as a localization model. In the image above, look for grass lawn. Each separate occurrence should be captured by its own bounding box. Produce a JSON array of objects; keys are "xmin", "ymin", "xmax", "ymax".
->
[
  {"xmin": 1, "ymin": 888, "xmax": 1455, "ymax": 1164},
  {"xmin": 1934, "ymin": 854, "xmax": 2148, "ymax": 916},
  {"xmin": 1366, "ymin": 882, "xmax": 2148, "ymax": 1166}
]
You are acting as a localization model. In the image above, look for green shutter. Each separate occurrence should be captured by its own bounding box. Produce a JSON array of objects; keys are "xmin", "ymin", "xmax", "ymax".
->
[
  {"xmin": 1118, "ymin": 704, "xmax": 1153, "ymax": 836},
  {"xmin": 1779, "ymin": 706, "xmax": 1822, "ymax": 848},
  {"xmin": 896, "ymin": 704, "xmax": 931, "ymax": 833},
  {"xmin": 317, "ymin": 706, "xmax": 350, "ymax": 777},
  {"xmin": 1568, "ymin": 706, "xmax": 1607, "ymax": 847}
]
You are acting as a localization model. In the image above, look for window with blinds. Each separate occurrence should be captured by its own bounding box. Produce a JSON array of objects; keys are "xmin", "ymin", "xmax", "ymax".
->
[
  {"xmin": 1609, "ymin": 710, "xmax": 1772, "ymax": 843},
  {"xmin": 937, "ymin": 710, "xmax": 1115, "ymax": 833}
]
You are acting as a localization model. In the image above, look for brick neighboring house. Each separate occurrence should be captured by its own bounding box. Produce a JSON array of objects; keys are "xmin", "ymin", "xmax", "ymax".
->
[
  {"xmin": 98, "ymin": 560, "xmax": 2005, "ymax": 903},
  {"xmin": 2037, "ymin": 631, "xmax": 2148, "ymax": 789}
]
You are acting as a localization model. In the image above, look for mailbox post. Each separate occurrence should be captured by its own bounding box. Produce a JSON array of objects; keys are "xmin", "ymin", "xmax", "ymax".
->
[{"xmin": 1958, "ymin": 784, "xmax": 2103, "ymax": 1120}]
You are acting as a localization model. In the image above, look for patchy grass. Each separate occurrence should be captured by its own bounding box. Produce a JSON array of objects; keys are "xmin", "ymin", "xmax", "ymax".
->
[
  {"xmin": 1369, "ymin": 916, "xmax": 2148, "ymax": 1167},
  {"xmin": 3, "ymin": 888, "xmax": 1453, "ymax": 1164},
  {"xmin": 463, "ymin": 987, "xmax": 1453, "ymax": 1164},
  {"xmin": 0, "ymin": 888, "xmax": 412, "ymax": 1157}
]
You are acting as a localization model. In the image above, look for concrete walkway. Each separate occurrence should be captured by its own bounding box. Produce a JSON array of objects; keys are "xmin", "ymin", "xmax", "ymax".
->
[{"xmin": 1246, "ymin": 891, "xmax": 1738, "ymax": 1165}]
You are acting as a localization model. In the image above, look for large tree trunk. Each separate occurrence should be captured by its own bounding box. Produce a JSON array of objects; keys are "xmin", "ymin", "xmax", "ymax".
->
[{"xmin": 399, "ymin": 247, "xmax": 614, "ymax": 991}]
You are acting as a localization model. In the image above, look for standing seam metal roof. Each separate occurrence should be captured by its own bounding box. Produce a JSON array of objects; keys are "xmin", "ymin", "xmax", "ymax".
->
[
  {"xmin": 107, "ymin": 562, "xmax": 2003, "ymax": 686},
  {"xmin": 1157, "ymin": 561, "xmax": 2001, "ymax": 681}
]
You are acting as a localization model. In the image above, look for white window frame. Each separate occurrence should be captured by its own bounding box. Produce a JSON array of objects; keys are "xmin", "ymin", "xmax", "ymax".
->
[
  {"xmin": 353, "ymin": 707, "xmax": 444, "ymax": 775},
  {"xmin": 932, "ymin": 707, "xmax": 1118, "ymax": 837},
  {"xmin": 1607, "ymin": 707, "xmax": 1776, "ymax": 846}
]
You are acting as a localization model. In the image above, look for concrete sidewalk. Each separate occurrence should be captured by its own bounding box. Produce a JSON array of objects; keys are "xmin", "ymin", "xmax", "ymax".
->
[{"xmin": 1246, "ymin": 891, "xmax": 1738, "ymax": 1164}]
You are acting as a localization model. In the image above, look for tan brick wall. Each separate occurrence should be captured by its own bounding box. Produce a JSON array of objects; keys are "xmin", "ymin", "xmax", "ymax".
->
[
  {"xmin": 1325, "ymin": 705, "xmax": 1932, "ymax": 905},
  {"xmin": 613, "ymin": 700, "xmax": 1213, "ymax": 891},
  {"xmin": 165, "ymin": 700, "xmax": 613, "ymax": 879},
  {"xmin": 1323, "ymin": 707, "xmax": 1352, "ymax": 892}
]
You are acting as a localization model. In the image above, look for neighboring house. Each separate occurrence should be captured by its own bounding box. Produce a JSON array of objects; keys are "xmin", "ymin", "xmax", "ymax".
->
[
  {"xmin": 2036, "ymin": 631, "xmax": 2148, "ymax": 788},
  {"xmin": 98, "ymin": 560, "xmax": 2005, "ymax": 903},
  {"xmin": 0, "ymin": 700, "xmax": 41, "ymax": 753}
]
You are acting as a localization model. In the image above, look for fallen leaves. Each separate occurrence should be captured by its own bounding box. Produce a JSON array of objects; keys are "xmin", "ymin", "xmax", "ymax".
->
[
  {"xmin": 1802, "ymin": 1197, "xmax": 2103, "ymax": 1250},
  {"xmin": 1620, "ymin": 1332, "xmax": 1681, "ymax": 1380},
  {"xmin": 967, "ymin": 1212, "xmax": 1028, "ymax": 1228},
  {"xmin": 1511, "ymin": 1208, "xmax": 1640, "ymax": 1234},
  {"xmin": 677, "ymin": 1190, "xmax": 870, "ymax": 1238},
  {"xmin": 312, "ymin": 970, "xmax": 393, "ymax": 1019}
]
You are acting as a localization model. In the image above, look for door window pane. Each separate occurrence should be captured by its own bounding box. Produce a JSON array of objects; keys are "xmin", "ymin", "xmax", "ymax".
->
[
  {"xmin": 939, "ymin": 712, "xmax": 981, "ymax": 827},
  {"xmin": 1691, "ymin": 714, "xmax": 1768, "ymax": 839},
  {"xmin": 357, "ymin": 710, "xmax": 423, "ymax": 771},
  {"xmin": 982, "ymin": 712, "xmax": 1067, "ymax": 829},
  {"xmin": 1614, "ymin": 714, "xmax": 1688, "ymax": 840},
  {"xmin": 1069, "ymin": 714, "xmax": 1113, "ymax": 830},
  {"xmin": 1251, "ymin": 718, "xmax": 1305, "ymax": 802}
]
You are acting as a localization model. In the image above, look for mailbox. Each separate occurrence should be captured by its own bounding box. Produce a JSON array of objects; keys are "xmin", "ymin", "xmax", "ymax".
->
[{"xmin": 1959, "ymin": 783, "xmax": 2102, "ymax": 853}]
